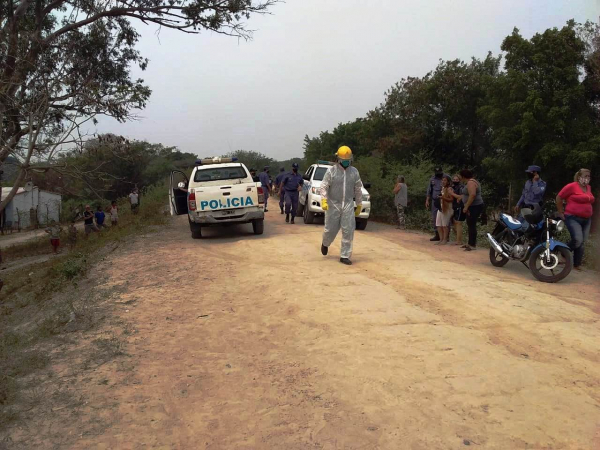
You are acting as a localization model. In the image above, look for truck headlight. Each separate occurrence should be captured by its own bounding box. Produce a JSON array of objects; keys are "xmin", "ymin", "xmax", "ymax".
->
[
  {"xmin": 311, "ymin": 187, "xmax": 320, "ymax": 195},
  {"xmin": 362, "ymin": 195, "xmax": 370, "ymax": 202}
]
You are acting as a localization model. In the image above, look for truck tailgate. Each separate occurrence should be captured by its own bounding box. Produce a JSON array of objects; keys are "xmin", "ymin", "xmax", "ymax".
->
[{"xmin": 193, "ymin": 184, "xmax": 259, "ymax": 212}]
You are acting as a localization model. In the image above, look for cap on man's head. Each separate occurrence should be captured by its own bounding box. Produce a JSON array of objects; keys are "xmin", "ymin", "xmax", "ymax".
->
[
  {"xmin": 292, "ymin": 163, "xmax": 299, "ymax": 169},
  {"xmin": 434, "ymin": 166, "xmax": 443, "ymax": 173},
  {"xmin": 526, "ymin": 165, "xmax": 541, "ymax": 173}
]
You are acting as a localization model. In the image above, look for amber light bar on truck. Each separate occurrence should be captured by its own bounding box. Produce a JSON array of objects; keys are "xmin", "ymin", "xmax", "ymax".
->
[{"xmin": 195, "ymin": 157, "xmax": 238, "ymax": 165}]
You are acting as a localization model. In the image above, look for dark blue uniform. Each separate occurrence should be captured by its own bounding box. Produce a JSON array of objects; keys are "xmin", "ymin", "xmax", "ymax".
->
[
  {"xmin": 275, "ymin": 172, "xmax": 287, "ymax": 211},
  {"xmin": 281, "ymin": 172, "xmax": 304, "ymax": 218},
  {"xmin": 258, "ymin": 171, "xmax": 270, "ymax": 209}
]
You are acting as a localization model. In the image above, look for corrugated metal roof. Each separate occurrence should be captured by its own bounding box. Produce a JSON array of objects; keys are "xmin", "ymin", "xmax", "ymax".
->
[{"xmin": 1, "ymin": 187, "xmax": 26, "ymax": 197}]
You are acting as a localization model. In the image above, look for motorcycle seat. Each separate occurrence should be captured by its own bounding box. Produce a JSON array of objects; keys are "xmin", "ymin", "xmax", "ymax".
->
[{"xmin": 501, "ymin": 214, "xmax": 523, "ymax": 230}]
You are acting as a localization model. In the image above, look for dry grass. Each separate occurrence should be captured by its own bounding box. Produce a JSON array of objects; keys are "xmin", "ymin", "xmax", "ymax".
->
[{"xmin": 0, "ymin": 183, "xmax": 168, "ymax": 433}]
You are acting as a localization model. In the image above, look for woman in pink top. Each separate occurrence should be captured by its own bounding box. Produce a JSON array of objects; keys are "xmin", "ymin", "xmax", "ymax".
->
[{"xmin": 556, "ymin": 168, "xmax": 594, "ymax": 270}]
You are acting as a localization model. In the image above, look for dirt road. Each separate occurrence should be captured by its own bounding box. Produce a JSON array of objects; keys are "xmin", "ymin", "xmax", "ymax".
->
[{"xmin": 24, "ymin": 213, "xmax": 600, "ymax": 449}]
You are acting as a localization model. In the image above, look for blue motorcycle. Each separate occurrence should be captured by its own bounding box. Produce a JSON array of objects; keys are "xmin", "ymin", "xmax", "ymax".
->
[{"xmin": 486, "ymin": 205, "xmax": 573, "ymax": 283}]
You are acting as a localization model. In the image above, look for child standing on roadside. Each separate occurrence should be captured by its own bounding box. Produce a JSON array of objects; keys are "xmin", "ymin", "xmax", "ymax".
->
[
  {"xmin": 95, "ymin": 205, "xmax": 106, "ymax": 229},
  {"xmin": 109, "ymin": 201, "xmax": 118, "ymax": 226},
  {"xmin": 45, "ymin": 220, "xmax": 63, "ymax": 254}
]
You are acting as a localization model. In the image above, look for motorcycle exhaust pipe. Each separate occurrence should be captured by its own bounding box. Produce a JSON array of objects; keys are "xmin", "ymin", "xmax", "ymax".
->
[{"xmin": 487, "ymin": 233, "xmax": 510, "ymax": 259}]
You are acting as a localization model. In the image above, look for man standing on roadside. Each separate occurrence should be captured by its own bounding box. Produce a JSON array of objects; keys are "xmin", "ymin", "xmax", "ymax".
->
[
  {"xmin": 129, "ymin": 188, "xmax": 139, "ymax": 215},
  {"xmin": 275, "ymin": 167, "xmax": 287, "ymax": 214},
  {"xmin": 259, "ymin": 166, "xmax": 271, "ymax": 212},
  {"xmin": 515, "ymin": 165, "xmax": 546, "ymax": 214},
  {"xmin": 280, "ymin": 163, "xmax": 304, "ymax": 224},
  {"xmin": 426, "ymin": 166, "xmax": 446, "ymax": 241}
]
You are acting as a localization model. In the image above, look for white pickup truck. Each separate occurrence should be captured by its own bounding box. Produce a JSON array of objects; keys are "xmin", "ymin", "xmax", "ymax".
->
[
  {"xmin": 169, "ymin": 158, "xmax": 265, "ymax": 239},
  {"xmin": 297, "ymin": 162, "xmax": 372, "ymax": 230}
]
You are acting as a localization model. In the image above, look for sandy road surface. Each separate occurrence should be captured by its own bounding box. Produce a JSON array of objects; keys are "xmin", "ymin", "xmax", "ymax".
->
[{"xmin": 41, "ymin": 213, "xmax": 600, "ymax": 449}]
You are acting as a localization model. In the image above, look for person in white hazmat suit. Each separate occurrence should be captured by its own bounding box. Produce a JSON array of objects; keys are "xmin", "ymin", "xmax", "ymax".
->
[{"xmin": 319, "ymin": 146, "xmax": 364, "ymax": 265}]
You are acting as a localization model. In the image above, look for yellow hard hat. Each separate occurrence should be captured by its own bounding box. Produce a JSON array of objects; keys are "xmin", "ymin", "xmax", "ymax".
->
[{"xmin": 336, "ymin": 146, "xmax": 353, "ymax": 160}]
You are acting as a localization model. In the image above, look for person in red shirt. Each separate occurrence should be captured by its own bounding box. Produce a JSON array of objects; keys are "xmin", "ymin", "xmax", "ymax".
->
[{"xmin": 556, "ymin": 168, "xmax": 594, "ymax": 270}]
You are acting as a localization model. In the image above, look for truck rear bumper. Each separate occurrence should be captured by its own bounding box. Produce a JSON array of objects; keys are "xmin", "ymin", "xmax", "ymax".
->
[{"xmin": 190, "ymin": 210, "xmax": 264, "ymax": 225}]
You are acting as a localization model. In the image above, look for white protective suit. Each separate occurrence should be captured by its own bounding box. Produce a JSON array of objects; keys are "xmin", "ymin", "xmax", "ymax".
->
[{"xmin": 320, "ymin": 163, "xmax": 363, "ymax": 259}]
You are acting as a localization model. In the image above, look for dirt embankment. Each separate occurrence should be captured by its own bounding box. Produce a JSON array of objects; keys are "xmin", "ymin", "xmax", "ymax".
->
[{"xmin": 3, "ymin": 212, "xmax": 599, "ymax": 449}]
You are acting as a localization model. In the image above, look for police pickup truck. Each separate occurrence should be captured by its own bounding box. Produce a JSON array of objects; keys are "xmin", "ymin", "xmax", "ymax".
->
[
  {"xmin": 297, "ymin": 161, "xmax": 372, "ymax": 230},
  {"xmin": 170, "ymin": 158, "xmax": 265, "ymax": 239}
]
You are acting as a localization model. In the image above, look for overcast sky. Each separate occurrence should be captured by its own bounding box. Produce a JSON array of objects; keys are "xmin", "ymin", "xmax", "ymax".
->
[{"xmin": 97, "ymin": 0, "xmax": 599, "ymax": 160}]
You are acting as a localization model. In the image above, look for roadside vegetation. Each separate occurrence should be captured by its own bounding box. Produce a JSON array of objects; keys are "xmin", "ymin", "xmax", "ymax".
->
[
  {"xmin": 0, "ymin": 183, "xmax": 168, "ymax": 434},
  {"xmin": 298, "ymin": 20, "xmax": 600, "ymax": 269}
]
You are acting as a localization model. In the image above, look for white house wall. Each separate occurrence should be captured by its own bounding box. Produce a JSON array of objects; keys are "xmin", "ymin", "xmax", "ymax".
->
[
  {"xmin": 4, "ymin": 188, "xmax": 62, "ymax": 228},
  {"xmin": 38, "ymin": 191, "xmax": 62, "ymax": 224},
  {"xmin": 10, "ymin": 191, "xmax": 35, "ymax": 228}
]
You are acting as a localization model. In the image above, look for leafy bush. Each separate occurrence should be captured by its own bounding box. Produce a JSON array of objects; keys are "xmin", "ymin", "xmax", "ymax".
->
[{"xmin": 354, "ymin": 154, "xmax": 439, "ymax": 227}]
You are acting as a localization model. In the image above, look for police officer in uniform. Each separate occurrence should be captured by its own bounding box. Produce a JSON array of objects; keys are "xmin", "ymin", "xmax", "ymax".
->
[
  {"xmin": 274, "ymin": 167, "xmax": 287, "ymax": 214},
  {"xmin": 280, "ymin": 163, "xmax": 304, "ymax": 224},
  {"xmin": 258, "ymin": 166, "xmax": 271, "ymax": 212},
  {"xmin": 426, "ymin": 166, "xmax": 447, "ymax": 241},
  {"xmin": 515, "ymin": 165, "xmax": 547, "ymax": 214}
]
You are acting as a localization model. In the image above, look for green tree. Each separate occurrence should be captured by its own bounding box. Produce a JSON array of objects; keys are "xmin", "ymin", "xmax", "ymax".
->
[
  {"xmin": 480, "ymin": 21, "xmax": 600, "ymax": 196},
  {"xmin": 224, "ymin": 150, "xmax": 274, "ymax": 171},
  {"xmin": 0, "ymin": 0, "xmax": 278, "ymax": 213}
]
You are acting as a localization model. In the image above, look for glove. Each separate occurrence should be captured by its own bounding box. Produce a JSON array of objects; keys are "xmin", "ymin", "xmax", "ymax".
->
[
  {"xmin": 321, "ymin": 198, "xmax": 328, "ymax": 211},
  {"xmin": 355, "ymin": 205, "xmax": 362, "ymax": 217}
]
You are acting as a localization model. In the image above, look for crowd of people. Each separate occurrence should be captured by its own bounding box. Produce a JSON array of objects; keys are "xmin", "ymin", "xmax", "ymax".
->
[
  {"xmin": 252, "ymin": 147, "xmax": 594, "ymax": 269},
  {"xmin": 36, "ymin": 151, "xmax": 596, "ymax": 271},
  {"xmin": 394, "ymin": 163, "xmax": 594, "ymax": 271},
  {"xmin": 43, "ymin": 187, "xmax": 140, "ymax": 254}
]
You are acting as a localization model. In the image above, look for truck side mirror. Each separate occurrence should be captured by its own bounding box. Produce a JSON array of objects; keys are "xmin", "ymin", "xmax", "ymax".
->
[
  {"xmin": 302, "ymin": 174, "xmax": 310, "ymax": 181},
  {"xmin": 177, "ymin": 182, "xmax": 186, "ymax": 189},
  {"xmin": 363, "ymin": 183, "xmax": 371, "ymax": 189}
]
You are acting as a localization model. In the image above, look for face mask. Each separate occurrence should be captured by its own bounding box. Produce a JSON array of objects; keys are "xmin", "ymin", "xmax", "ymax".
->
[
  {"xmin": 453, "ymin": 181, "xmax": 460, "ymax": 186},
  {"xmin": 340, "ymin": 160, "xmax": 350, "ymax": 168},
  {"xmin": 292, "ymin": 168, "xmax": 298, "ymax": 173},
  {"xmin": 527, "ymin": 172, "xmax": 535, "ymax": 180},
  {"xmin": 435, "ymin": 173, "xmax": 443, "ymax": 179},
  {"xmin": 579, "ymin": 176, "xmax": 590, "ymax": 186}
]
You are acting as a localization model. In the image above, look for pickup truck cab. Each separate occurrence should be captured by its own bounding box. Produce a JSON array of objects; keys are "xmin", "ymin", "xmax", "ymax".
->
[
  {"xmin": 170, "ymin": 158, "xmax": 265, "ymax": 239},
  {"xmin": 297, "ymin": 162, "xmax": 371, "ymax": 230}
]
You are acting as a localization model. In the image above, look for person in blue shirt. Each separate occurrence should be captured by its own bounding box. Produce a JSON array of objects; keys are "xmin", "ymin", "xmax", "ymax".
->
[
  {"xmin": 515, "ymin": 165, "xmax": 547, "ymax": 215},
  {"xmin": 94, "ymin": 206, "xmax": 106, "ymax": 229},
  {"xmin": 258, "ymin": 166, "xmax": 271, "ymax": 212},
  {"xmin": 274, "ymin": 167, "xmax": 287, "ymax": 214},
  {"xmin": 280, "ymin": 163, "xmax": 304, "ymax": 224}
]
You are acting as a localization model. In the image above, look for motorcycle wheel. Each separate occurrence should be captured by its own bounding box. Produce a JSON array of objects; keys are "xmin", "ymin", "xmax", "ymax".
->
[
  {"xmin": 528, "ymin": 246, "xmax": 572, "ymax": 283},
  {"xmin": 489, "ymin": 247, "xmax": 509, "ymax": 267}
]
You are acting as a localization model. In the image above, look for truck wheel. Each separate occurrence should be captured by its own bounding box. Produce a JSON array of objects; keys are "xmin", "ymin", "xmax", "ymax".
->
[
  {"xmin": 252, "ymin": 219, "xmax": 264, "ymax": 235},
  {"xmin": 189, "ymin": 220, "xmax": 202, "ymax": 239},
  {"xmin": 304, "ymin": 205, "xmax": 315, "ymax": 224},
  {"xmin": 356, "ymin": 219, "xmax": 367, "ymax": 230}
]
